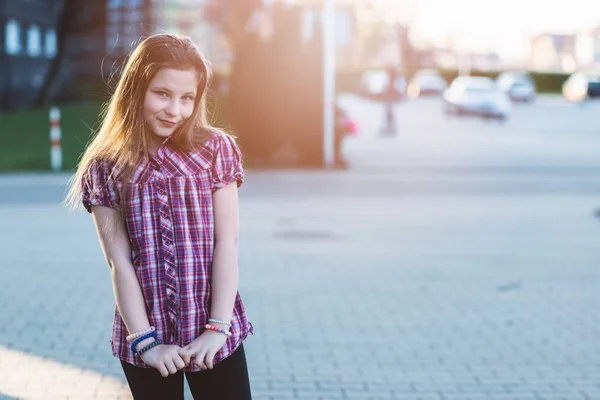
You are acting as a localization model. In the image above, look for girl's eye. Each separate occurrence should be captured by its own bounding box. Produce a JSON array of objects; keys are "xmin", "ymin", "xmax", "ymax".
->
[
  {"xmin": 182, "ymin": 95, "xmax": 195, "ymax": 101},
  {"xmin": 156, "ymin": 91, "xmax": 169, "ymax": 98}
]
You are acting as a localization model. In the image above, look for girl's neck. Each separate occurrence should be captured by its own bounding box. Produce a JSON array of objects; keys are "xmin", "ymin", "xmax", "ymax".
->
[{"xmin": 146, "ymin": 134, "xmax": 162, "ymax": 156}]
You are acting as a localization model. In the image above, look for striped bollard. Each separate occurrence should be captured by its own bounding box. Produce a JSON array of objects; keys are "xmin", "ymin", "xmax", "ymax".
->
[{"xmin": 49, "ymin": 106, "xmax": 62, "ymax": 171}]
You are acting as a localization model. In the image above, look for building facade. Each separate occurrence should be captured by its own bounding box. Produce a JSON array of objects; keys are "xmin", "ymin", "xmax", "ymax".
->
[
  {"xmin": 0, "ymin": 0, "xmax": 157, "ymax": 110},
  {"xmin": 574, "ymin": 26, "xmax": 600, "ymax": 69},
  {"xmin": 530, "ymin": 27, "xmax": 600, "ymax": 73},
  {"xmin": 0, "ymin": 0, "xmax": 61, "ymax": 109},
  {"xmin": 530, "ymin": 33, "xmax": 577, "ymax": 72}
]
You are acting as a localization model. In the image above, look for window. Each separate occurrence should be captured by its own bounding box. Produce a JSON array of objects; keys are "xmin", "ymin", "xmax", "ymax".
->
[
  {"xmin": 27, "ymin": 25, "xmax": 41, "ymax": 57},
  {"xmin": 108, "ymin": 0, "xmax": 122, "ymax": 9},
  {"xmin": 5, "ymin": 20, "xmax": 21, "ymax": 55},
  {"xmin": 45, "ymin": 29, "xmax": 57, "ymax": 58},
  {"xmin": 126, "ymin": 0, "xmax": 142, "ymax": 7}
]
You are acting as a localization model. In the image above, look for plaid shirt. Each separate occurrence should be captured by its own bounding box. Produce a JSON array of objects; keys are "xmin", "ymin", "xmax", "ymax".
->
[{"xmin": 82, "ymin": 132, "xmax": 253, "ymax": 371}]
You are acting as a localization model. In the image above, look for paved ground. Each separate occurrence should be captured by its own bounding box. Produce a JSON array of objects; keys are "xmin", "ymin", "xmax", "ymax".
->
[{"xmin": 0, "ymin": 95, "xmax": 599, "ymax": 399}]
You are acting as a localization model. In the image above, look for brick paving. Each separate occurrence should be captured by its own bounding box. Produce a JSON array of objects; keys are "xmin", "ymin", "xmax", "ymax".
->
[{"xmin": 1, "ymin": 96, "xmax": 599, "ymax": 399}]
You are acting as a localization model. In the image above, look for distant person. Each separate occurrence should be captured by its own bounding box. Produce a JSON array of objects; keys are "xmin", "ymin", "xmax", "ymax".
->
[
  {"xmin": 334, "ymin": 104, "xmax": 351, "ymax": 168},
  {"xmin": 381, "ymin": 64, "xmax": 398, "ymax": 135},
  {"xmin": 65, "ymin": 33, "xmax": 253, "ymax": 399}
]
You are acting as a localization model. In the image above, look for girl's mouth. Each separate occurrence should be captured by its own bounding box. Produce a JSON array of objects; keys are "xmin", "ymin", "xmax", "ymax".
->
[{"xmin": 158, "ymin": 119, "xmax": 177, "ymax": 127}]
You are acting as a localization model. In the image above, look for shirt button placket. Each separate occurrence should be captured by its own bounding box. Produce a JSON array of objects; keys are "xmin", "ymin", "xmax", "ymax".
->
[{"xmin": 156, "ymin": 170, "xmax": 179, "ymax": 343}]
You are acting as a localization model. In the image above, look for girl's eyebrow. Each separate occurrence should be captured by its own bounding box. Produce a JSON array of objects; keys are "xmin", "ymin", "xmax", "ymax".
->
[
  {"xmin": 151, "ymin": 86, "xmax": 171, "ymax": 92},
  {"xmin": 152, "ymin": 86, "xmax": 196, "ymax": 95}
]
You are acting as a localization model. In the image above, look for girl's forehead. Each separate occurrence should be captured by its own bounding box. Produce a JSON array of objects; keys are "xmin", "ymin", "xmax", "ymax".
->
[{"xmin": 149, "ymin": 68, "xmax": 199, "ymax": 91}]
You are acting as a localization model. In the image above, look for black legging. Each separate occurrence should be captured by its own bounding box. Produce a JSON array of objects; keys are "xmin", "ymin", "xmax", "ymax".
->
[{"xmin": 121, "ymin": 343, "xmax": 252, "ymax": 399}]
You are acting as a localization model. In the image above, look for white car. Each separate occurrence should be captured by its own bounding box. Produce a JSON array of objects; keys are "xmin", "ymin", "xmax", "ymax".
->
[
  {"xmin": 443, "ymin": 76, "xmax": 510, "ymax": 120},
  {"xmin": 407, "ymin": 69, "xmax": 448, "ymax": 97},
  {"xmin": 562, "ymin": 71, "xmax": 600, "ymax": 102},
  {"xmin": 496, "ymin": 71, "xmax": 536, "ymax": 103}
]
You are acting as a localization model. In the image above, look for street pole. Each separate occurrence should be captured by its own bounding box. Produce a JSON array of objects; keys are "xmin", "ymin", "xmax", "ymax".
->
[
  {"xmin": 322, "ymin": 0, "xmax": 335, "ymax": 168},
  {"xmin": 49, "ymin": 107, "xmax": 62, "ymax": 171}
]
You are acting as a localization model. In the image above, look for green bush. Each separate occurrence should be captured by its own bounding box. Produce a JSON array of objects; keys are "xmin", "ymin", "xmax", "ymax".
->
[
  {"xmin": 0, "ymin": 103, "xmax": 103, "ymax": 171},
  {"xmin": 0, "ymin": 90, "xmax": 230, "ymax": 172}
]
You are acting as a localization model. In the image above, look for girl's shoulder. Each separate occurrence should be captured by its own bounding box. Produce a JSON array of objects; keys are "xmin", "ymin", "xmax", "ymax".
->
[
  {"xmin": 197, "ymin": 128, "xmax": 238, "ymax": 152},
  {"xmin": 186, "ymin": 128, "xmax": 240, "ymax": 167},
  {"xmin": 85, "ymin": 157, "xmax": 119, "ymax": 179}
]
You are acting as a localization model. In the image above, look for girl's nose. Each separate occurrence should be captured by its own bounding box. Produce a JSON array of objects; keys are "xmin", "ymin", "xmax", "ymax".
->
[{"xmin": 165, "ymin": 100, "xmax": 179, "ymax": 117}]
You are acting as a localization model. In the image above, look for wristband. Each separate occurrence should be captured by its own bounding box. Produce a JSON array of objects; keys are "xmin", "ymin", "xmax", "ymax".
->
[
  {"xmin": 127, "ymin": 326, "xmax": 156, "ymax": 342},
  {"xmin": 205, "ymin": 323, "xmax": 232, "ymax": 337},
  {"xmin": 208, "ymin": 318, "xmax": 231, "ymax": 327},
  {"xmin": 131, "ymin": 332, "xmax": 157, "ymax": 355},
  {"xmin": 136, "ymin": 339, "xmax": 163, "ymax": 358}
]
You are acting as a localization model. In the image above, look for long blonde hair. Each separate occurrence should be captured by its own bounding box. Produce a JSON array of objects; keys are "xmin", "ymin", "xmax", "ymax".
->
[{"xmin": 65, "ymin": 33, "xmax": 216, "ymax": 210}]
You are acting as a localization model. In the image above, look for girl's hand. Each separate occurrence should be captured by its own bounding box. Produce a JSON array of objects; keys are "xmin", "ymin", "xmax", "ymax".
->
[
  {"xmin": 140, "ymin": 344, "xmax": 188, "ymax": 378},
  {"xmin": 180, "ymin": 331, "xmax": 228, "ymax": 370}
]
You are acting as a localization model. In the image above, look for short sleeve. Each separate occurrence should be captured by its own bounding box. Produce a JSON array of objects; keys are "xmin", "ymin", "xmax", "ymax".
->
[
  {"xmin": 211, "ymin": 133, "xmax": 244, "ymax": 192},
  {"xmin": 81, "ymin": 159, "xmax": 121, "ymax": 213}
]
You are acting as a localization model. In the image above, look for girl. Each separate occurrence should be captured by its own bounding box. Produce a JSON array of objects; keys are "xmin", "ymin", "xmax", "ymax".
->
[{"xmin": 65, "ymin": 33, "xmax": 253, "ymax": 399}]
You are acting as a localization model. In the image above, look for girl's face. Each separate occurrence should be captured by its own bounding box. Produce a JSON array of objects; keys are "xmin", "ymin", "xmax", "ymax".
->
[{"xmin": 143, "ymin": 67, "xmax": 198, "ymax": 150}]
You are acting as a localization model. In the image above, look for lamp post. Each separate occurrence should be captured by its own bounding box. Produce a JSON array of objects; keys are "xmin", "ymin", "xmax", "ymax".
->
[{"xmin": 322, "ymin": 0, "xmax": 335, "ymax": 168}]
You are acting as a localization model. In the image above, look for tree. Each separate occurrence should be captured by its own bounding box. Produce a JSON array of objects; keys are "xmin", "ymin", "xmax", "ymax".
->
[
  {"xmin": 34, "ymin": 0, "xmax": 75, "ymax": 106},
  {"xmin": 204, "ymin": 1, "xmax": 327, "ymax": 167},
  {"xmin": 203, "ymin": 0, "xmax": 263, "ymax": 49},
  {"xmin": 34, "ymin": 0, "xmax": 107, "ymax": 106}
]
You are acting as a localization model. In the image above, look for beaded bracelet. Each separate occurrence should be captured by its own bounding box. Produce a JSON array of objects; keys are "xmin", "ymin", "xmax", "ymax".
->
[
  {"xmin": 208, "ymin": 318, "xmax": 231, "ymax": 327},
  {"xmin": 126, "ymin": 326, "xmax": 156, "ymax": 343},
  {"xmin": 205, "ymin": 324, "xmax": 232, "ymax": 337},
  {"xmin": 130, "ymin": 332, "xmax": 157, "ymax": 355},
  {"xmin": 136, "ymin": 339, "xmax": 163, "ymax": 358}
]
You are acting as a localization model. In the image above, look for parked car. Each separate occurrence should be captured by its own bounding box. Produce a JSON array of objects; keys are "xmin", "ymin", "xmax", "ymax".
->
[
  {"xmin": 443, "ymin": 76, "xmax": 510, "ymax": 120},
  {"xmin": 360, "ymin": 68, "xmax": 406, "ymax": 101},
  {"xmin": 496, "ymin": 71, "xmax": 536, "ymax": 103},
  {"xmin": 562, "ymin": 71, "xmax": 600, "ymax": 102},
  {"xmin": 407, "ymin": 69, "xmax": 448, "ymax": 97}
]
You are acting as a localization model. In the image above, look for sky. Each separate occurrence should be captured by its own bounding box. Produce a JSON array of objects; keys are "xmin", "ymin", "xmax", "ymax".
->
[{"xmin": 372, "ymin": 0, "xmax": 600, "ymax": 61}]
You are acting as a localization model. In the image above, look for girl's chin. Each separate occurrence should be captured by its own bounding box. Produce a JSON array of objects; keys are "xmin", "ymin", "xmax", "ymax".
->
[{"xmin": 150, "ymin": 127, "xmax": 176, "ymax": 139}]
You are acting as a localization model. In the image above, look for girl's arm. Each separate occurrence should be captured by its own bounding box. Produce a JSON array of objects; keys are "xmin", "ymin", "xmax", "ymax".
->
[
  {"xmin": 91, "ymin": 206, "xmax": 153, "ymax": 346},
  {"xmin": 92, "ymin": 205, "xmax": 187, "ymax": 376},
  {"xmin": 210, "ymin": 181, "xmax": 240, "ymax": 325}
]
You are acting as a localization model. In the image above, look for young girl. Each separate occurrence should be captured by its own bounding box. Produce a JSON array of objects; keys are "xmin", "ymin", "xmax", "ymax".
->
[{"xmin": 65, "ymin": 33, "xmax": 253, "ymax": 399}]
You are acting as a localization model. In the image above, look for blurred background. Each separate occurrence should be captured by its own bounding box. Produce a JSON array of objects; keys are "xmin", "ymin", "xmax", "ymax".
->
[
  {"xmin": 1, "ymin": 0, "xmax": 600, "ymax": 170},
  {"xmin": 1, "ymin": 0, "xmax": 600, "ymax": 399}
]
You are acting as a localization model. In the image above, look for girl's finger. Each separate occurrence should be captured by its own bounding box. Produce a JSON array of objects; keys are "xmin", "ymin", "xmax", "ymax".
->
[
  {"xmin": 173, "ymin": 353, "xmax": 186, "ymax": 370},
  {"xmin": 178, "ymin": 348, "xmax": 192, "ymax": 365},
  {"xmin": 194, "ymin": 355, "xmax": 208, "ymax": 370},
  {"xmin": 158, "ymin": 363, "xmax": 169, "ymax": 378},
  {"xmin": 204, "ymin": 351, "xmax": 216, "ymax": 370},
  {"xmin": 165, "ymin": 359, "xmax": 178, "ymax": 375}
]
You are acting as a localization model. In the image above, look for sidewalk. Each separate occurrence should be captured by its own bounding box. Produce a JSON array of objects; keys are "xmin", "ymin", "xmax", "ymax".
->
[
  {"xmin": 1, "ymin": 162, "xmax": 599, "ymax": 399},
  {"xmin": 1, "ymin": 94, "xmax": 600, "ymax": 400}
]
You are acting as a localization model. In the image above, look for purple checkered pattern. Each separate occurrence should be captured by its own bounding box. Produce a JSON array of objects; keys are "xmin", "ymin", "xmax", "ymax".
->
[{"xmin": 82, "ymin": 132, "xmax": 253, "ymax": 371}]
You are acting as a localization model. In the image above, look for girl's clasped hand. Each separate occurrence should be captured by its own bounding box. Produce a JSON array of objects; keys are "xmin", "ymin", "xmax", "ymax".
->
[{"xmin": 131, "ymin": 324, "xmax": 230, "ymax": 378}]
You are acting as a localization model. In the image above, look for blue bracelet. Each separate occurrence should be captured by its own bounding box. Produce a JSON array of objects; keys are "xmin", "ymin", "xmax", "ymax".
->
[{"xmin": 130, "ymin": 332, "xmax": 157, "ymax": 354}]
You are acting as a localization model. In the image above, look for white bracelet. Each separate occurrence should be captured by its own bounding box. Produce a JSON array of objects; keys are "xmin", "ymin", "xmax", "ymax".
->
[
  {"xmin": 208, "ymin": 318, "xmax": 231, "ymax": 327},
  {"xmin": 126, "ymin": 326, "xmax": 156, "ymax": 343}
]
